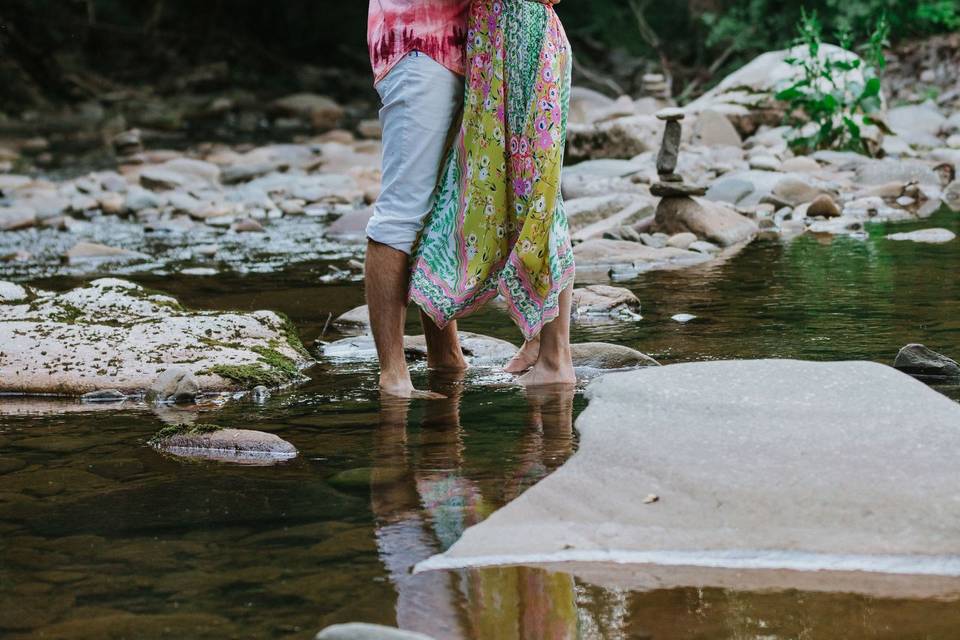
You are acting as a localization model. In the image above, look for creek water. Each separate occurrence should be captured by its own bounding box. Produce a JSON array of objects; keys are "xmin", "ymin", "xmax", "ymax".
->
[{"xmin": 1, "ymin": 207, "xmax": 959, "ymax": 639}]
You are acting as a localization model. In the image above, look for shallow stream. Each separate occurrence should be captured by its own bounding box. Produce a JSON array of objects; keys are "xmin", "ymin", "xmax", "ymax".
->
[{"xmin": 2, "ymin": 207, "xmax": 959, "ymax": 638}]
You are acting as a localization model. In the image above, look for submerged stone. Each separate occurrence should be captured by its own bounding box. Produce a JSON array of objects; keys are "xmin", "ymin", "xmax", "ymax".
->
[
  {"xmin": 571, "ymin": 343, "xmax": 659, "ymax": 370},
  {"xmin": 417, "ymin": 360, "xmax": 960, "ymax": 595},
  {"xmin": 886, "ymin": 228, "xmax": 956, "ymax": 244}
]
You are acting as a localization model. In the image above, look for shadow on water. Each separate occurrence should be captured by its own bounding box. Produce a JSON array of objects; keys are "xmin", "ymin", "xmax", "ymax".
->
[{"xmin": 2, "ymin": 207, "xmax": 960, "ymax": 637}]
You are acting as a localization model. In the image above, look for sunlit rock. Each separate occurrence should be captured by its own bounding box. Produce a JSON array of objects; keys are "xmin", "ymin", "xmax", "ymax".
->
[
  {"xmin": 418, "ymin": 360, "xmax": 960, "ymax": 596},
  {"xmin": 0, "ymin": 278, "xmax": 313, "ymax": 396}
]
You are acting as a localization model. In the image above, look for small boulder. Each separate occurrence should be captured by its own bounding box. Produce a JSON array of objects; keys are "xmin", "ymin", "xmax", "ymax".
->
[
  {"xmin": 232, "ymin": 218, "xmax": 266, "ymax": 233},
  {"xmin": 334, "ymin": 305, "xmax": 371, "ymax": 333},
  {"xmin": 806, "ymin": 194, "xmax": 841, "ymax": 218},
  {"xmin": 771, "ymin": 175, "xmax": 836, "ymax": 207},
  {"xmin": 572, "ymin": 285, "xmax": 641, "ymax": 318},
  {"xmin": 666, "ymin": 232, "xmax": 698, "ymax": 250},
  {"xmin": 653, "ymin": 196, "xmax": 758, "ymax": 247},
  {"xmin": 780, "ymin": 157, "xmax": 821, "ymax": 173},
  {"xmin": 692, "ymin": 109, "xmax": 741, "ymax": 147},
  {"xmin": 149, "ymin": 367, "xmax": 200, "ymax": 404},
  {"xmin": 271, "ymin": 93, "xmax": 344, "ymax": 131},
  {"xmin": 893, "ymin": 344, "xmax": 960, "ymax": 381},
  {"xmin": 151, "ymin": 425, "xmax": 298, "ymax": 464},
  {"xmin": 943, "ymin": 180, "xmax": 960, "ymax": 212},
  {"xmin": 571, "ymin": 343, "xmax": 660, "ymax": 370}
]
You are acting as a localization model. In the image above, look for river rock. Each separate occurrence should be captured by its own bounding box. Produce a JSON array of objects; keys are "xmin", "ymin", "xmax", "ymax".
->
[
  {"xmin": 571, "ymin": 343, "xmax": 659, "ymax": 369},
  {"xmin": 316, "ymin": 623, "xmax": 435, "ymax": 640},
  {"xmin": 149, "ymin": 367, "xmax": 201, "ymax": 403},
  {"xmin": 140, "ymin": 158, "xmax": 221, "ymax": 191},
  {"xmin": 653, "ymin": 197, "xmax": 758, "ymax": 247},
  {"xmin": 566, "ymin": 115, "xmax": 660, "ymax": 161},
  {"xmin": 573, "ymin": 239, "xmax": 711, "ymax": 274},
  {"xmin": 687, "ymin": 45, "xmax": 873, "ymax": 137},
  {"xmin": 151, "ymin": 426, "xmax": 297, "ymax": 464},
  {"xmin": 886, "ymin": 228, "xmax": 956, "ymax": 243},
  {"xmin": 571, "ymin": 199, "xmax": 654, "ymax": 243},
  {"xmin": 334, "ymin": 305, "xmax": 371, "ymax": 333},
  {"xmin": 63, "ymin": 242, "xmax": 149, "ymax": 265},
  {"xmin": 80, "ymin": 388, "xmax": 127, "ymax": 403},
  {"xmin": 692, "ymin": 109, "xmax": 741, "ymax": 147},
  {"xmin": 0, "ymin": 205, "xmax": 36, "ymax": 231},
  {"xmin": 405, "ymin": 332, "xmax": 517, "ymax": 361},
  {"xmin": 271, "ymin": 93, "xmax": 344, "ymax": 131},
  {"xmin": 565, "ymin": 194, "xmax": 641, "ymax": 231},
  {"xmin": 0, "ymin": 278, "xmax": 313, "ymax": 395},
  {"xmin": 0, "ymin": 281, "xmax": 27, "ymax": 302},
  {"xmin": 855, "ymin": 159, "xmax": 941, "ymax": 187},
  {"xmin": 888, "ymin": 103, "xmax": 947, "ymax": 148},
  {"xmin": 666, "ymin": 232, "xmax": 698, "ymax": 249},
  {"xmin": 806, "ymin": 194, "xmax": 841, "ymax": 218},
  {"xmin": 572, "ymin": 285, "xmax": 641, "ymax": 317},
  {"xmin": 893, "ymin": 344, "xmax": 960, "ymax": 381},
  {"xmin": 325, "ymin": 206, "xmax": 373, "ymax": 243},
  {"xmin": 770, "ymin": 175, "xmax": 837, "ymax": 207},
  {"xmin": 780, "ymin": 156, "xmax": 821, "ymax": 173},
  {"xmin": 417, "ymin": 360, "xmax": 960, "ymax": 595}
]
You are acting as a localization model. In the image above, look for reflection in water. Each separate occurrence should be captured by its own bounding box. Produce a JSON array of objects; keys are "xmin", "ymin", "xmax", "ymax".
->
[{"xmin": 371, "ymin": 377, "xmax": 579, "ymax": 639}]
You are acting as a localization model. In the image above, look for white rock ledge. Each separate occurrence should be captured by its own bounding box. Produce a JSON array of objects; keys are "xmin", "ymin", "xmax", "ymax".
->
[
  {"xmin": 0, "ymin": 277, "xmax": 313, "ymax": 395},
  {"xmin": 416, "ymin": 360, "xmax": 960, "ymax": 595}
]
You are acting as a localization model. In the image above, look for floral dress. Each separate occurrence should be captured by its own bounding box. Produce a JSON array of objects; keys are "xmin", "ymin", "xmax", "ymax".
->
[{"xmin": 408, "ymin": 0, "xmax": 575, "ymax": 341}]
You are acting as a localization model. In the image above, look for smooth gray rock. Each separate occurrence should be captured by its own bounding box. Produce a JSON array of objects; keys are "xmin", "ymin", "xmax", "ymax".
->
[
  {"xmin": 152, "ymin": 427, "xmax": 298, "ymax": 465},
  {"xmin": 894, "ymin": 344, "xmax": 960, "ymax": 380},
  {"xmin": 0, "ymin": 205, "xmax": 36, "ymax": 231},
  {"xmin": 316, "ymin": 623, "xmax": 435, "ymax": 640},
  {"xmin": 572, "ymin": 285, "xmax": 641, "ymax": 318},
  {"xmin": 855, "ymin": 159, "xmax": 941, "ymax": 187},
  {"xmin": 149, "ymin": 367, "xmax": 200, "ymax": 403},
  {"xmin": 418, "ymin": 360, "xmax": 960, "ymax": 595},
  {"xmin": 0, "ymin": 281, "xmax": 27, "ymax": 303},
  {"xmin": 334, "ymin": 304, "xmax": 371, "ymax": 333},
  {"xmin": 571, "ymin": 343, "xmax": 660, "ymax": 369}
]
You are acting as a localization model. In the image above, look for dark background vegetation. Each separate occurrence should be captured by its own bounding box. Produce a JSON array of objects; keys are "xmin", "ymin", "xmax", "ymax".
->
[{"xmin": 1, "ymin": 0, "xmax": 958, "ymax": 114}]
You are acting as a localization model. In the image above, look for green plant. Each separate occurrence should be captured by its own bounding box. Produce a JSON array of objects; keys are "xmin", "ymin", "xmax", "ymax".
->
[{"xmin": 775, "ymin": 10, "xmax": 889, "ymax": 156}]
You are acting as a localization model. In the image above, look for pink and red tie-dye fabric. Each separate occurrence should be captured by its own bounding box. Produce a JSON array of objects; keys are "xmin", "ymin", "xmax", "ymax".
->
[{"xmin": 368, "ymin": 0, "xmax": 470, "ymax": 84}]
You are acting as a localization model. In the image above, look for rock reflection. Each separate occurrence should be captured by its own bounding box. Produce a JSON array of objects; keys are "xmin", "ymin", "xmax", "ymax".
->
[{"xmin": 369, "ymin": 377, "xmax": 579, "ymax": 639}]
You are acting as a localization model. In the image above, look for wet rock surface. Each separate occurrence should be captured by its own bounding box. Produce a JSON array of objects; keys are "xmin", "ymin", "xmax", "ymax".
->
[
  {"xmin": 0, "ymin": 278, "xmax": 313, "ymax": 396},
  {"xmin": 419, "ymin": 360, "xmax": 960, "ymax": 594},
  {"xmin": 150, "ymin": 425, "xmax": 298, "ymax": 465}
]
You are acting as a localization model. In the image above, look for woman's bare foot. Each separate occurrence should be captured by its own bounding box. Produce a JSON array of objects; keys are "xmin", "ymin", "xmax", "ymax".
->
[
  {"xmin": 517, "ymin": 348, "xmax": 575, "ymax": 387},
  {"xmin": 504, "ymin": 337, "xmax": 540, "ymax": 374}
]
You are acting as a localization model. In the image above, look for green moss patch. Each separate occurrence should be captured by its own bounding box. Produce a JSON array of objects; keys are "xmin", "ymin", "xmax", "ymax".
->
[{"xmin": 149, "ymin": 422, "xmax": 223, "ymax": 446}]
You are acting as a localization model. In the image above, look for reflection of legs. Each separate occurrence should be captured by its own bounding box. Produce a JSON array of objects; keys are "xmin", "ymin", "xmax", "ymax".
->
[
  {"xmin": 371, "ymin": 392, "xmax": 468, "ymax": 638},
  {"xmin": 519, "ymin": 284, "xmax": 575, "ymax": 387}
]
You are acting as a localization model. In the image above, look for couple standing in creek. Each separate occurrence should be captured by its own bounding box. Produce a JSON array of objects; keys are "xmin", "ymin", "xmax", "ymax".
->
[{"xmin": 365, "ymin": 0, "xmax": 575, "ymax": 397}]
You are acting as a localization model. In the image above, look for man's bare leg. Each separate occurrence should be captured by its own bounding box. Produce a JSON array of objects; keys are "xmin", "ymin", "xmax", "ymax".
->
[
  {"xmin": 366, "ymin": 240, "xmax": 443, "ymax": 398},
  {"xmin": 519, "ymin": 284, "xmax": 576, "ymax": 387},
  {"xmin": 420, "ymin": 311, "xmax": 468, "ymax": 372}
]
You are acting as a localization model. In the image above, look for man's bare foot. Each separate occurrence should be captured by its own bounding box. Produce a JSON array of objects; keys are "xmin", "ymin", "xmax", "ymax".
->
[
  {"xmin": 517, "ymin": 353, "xmax": 575, "ymax": 387},
  {"xmin": 379, "ymin": 377, "xmax": 447, "ymax": 400},
  {"xmin": 504, "ymin": 338, "xmax": 540, "ymax": 374}
]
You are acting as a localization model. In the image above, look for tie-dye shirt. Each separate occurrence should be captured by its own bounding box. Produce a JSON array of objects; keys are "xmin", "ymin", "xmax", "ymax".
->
[{"xmin": 368, "ymin": 0, "xmax": 469, "ymax": 84}]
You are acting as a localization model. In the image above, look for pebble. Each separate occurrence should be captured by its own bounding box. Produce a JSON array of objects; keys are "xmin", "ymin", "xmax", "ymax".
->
[
  {"xmin": 807, "ymin": 194, "xmax": 841, "ymax": 218},
  {"xmin": 671, "ymin": 313, "xmax": 697, "ymax": 323}
]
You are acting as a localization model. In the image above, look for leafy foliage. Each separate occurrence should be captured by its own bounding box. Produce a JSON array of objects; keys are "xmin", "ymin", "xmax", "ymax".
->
[{"xmin": 774, "ymin": 10, "xmax": 890, "ymax": 155}]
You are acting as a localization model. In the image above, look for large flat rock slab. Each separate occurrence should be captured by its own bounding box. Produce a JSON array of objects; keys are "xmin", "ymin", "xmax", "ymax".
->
[
  {"xmin": 0, "ymin": 278, "xmax": 313, "ymax": 395},
  {"xmin": 418, "ymin": 360, "xmax": 960, "ymax": 594}
]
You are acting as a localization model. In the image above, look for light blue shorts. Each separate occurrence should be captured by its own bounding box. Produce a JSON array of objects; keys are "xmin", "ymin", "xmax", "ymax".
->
[{"xmin": 366, "ymin": 52, "xmax": 464, "ymax": 255}]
